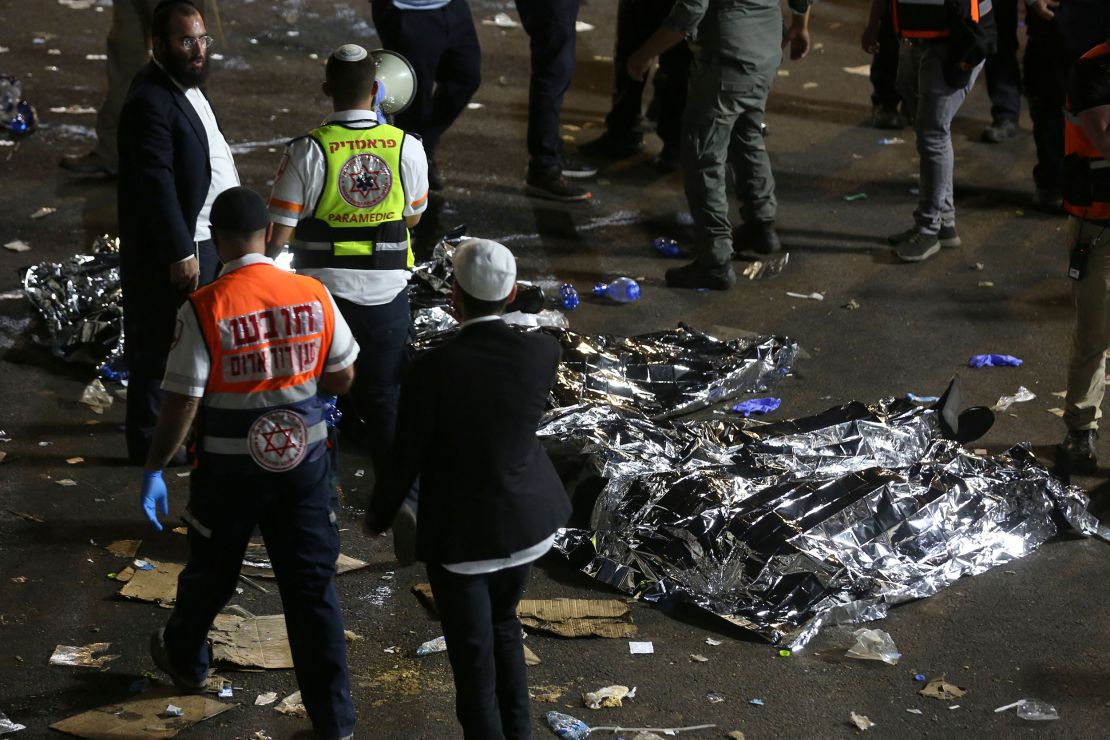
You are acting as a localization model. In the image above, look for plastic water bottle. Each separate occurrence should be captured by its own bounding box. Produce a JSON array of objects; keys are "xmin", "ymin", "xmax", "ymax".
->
[
  {"xmin": 9, "ymin": 99, "xmax": 36, "ymax": 135},
  {"xmin": 652, "ymin": 237, "xmax": 681, "ymax": 257},
  {"xmin": 544, "ymin": 711, "xmax": 590, "ymax": 740},
  {"xmin": 558, "ymin": 283, "xmax": 579, "ymax": 310},
  {"xmin": 592, "ymin": 277, "xmax": 641, "ymax": 303}
]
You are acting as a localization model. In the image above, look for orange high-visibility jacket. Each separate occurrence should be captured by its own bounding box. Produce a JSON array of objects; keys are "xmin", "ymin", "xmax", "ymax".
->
[
  {"xmin": 1064, "ymin": 43, "xmax": 1110, "ymax": 222},
  {"xmin": 892, "ymin": 0, "xmax": 993, "ymax": 40}
]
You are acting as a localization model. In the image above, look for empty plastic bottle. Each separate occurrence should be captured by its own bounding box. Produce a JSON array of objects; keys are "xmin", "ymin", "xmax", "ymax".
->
[
  {"xmin": 592, "ymin": 277, "xmax": 641, "ymax": 303},
  {"xmin": 558, "ymin": 283, "xmax": 579, "ymax": 310},
  {"xmin": 652, "ymin": 237, "xmax": 681, "ymax": 257},
  {"xmin": 544, "ymin": 711, "xmax": 590, "ymax": 740}
]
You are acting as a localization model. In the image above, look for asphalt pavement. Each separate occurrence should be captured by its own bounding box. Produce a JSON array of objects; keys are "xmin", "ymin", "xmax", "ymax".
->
[{"xmin": 0, "ymin": 1, "xmax": 1107, "ymax": 738}]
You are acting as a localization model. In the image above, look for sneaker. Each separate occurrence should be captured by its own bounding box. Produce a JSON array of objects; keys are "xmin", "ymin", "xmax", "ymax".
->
[
  {"xmin": 737, "ymin": 221, "xmax": 781, "ymax": 255},
  {"xmin": 578, "ymin": 131, "xmax": 644, "ymax": 160},
  {"xmin": 59, "ymin": 151, "xmax": 116, "ymax": 177},
  {"xmin": 872, "ymin": 104, "xmax": 906, "ymax": 130},
  {"xmin": 561, "ymin": 154, "xmax": 598, "ymax": 179},
  {"xmin": 427, "ymin": 156, "xmax": 445, "ymax": 191},
  {"xmin": 525, "ymin": 169, "xmax": 592, "ymax": 202},
  {"xmin": 149, "ymin": 628, "xmax": 206, "ymax": 692},
  {"xmin": 1033, "ymin": 185, "xmax": 1064, "ymax": 213},
  {"xmin": 892, "ymin": 230, "xmax": 940, "ymax": 262},
  {"xmin": 391, "ymin": 502, "xmax": 418, "ymax": 566},
  {"xmin": 888, "ymin": 224, "xmax": 960, "ymax": 248},
  {"xmin": 980, "ymin": 119, "xmax": 1018, "ymax": 144},
  {"xmin": 665, "ymin": 261, "xmax": 736, "ymax": 290},
  {"xmin": 1055, "ymin": 429, "xmax": 1098, "ymax": 478},
  {"xmin": 654, "ymin": 143, "xmax": 680, "ymax": 174}
]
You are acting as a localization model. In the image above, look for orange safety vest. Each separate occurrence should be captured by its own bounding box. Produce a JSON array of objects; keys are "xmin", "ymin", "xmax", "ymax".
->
[
  {"xmin": 188, "ymin": 261, "xmax": 336, "ymax": 476},
  {"xmin": 1064, "ymin": 43, "xmax": 1110, "ymax": 222},
  {"xmin": 891, "ymin": 0, "xmax": 992, "ymax": 40}
]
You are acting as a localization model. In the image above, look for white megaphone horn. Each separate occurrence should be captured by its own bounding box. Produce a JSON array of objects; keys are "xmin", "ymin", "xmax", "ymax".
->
[{"xmin": 370, "ymin": 49, "xmax": 417, "ymax": 116}]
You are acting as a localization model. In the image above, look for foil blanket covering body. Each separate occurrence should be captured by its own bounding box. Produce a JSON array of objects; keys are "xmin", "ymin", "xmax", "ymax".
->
[{"xmin": 545, "ymin": 399, "xmax": 1109, "ymax": 648}]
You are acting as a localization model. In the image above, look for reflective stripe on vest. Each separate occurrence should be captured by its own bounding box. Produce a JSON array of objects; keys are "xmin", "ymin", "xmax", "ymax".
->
[
  {"xmin": 892, "ymin": 0, "xmax": 992, "ymax": 39},
  {"xmin": 291, "ymin": 121, "xmax": 414, "ymax": 271},
  {"xmin": 189, "ymin": 263, "xmax": 336, "ymax": 475},
  {"xmin": 1064, "ymin": 43, "xmax": 1110, "ymax": 221}
]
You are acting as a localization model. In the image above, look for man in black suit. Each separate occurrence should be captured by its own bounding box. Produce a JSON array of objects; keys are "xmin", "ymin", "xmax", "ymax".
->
[
  {"xmin": 117, "ymin": 0, "xmax": 238, "ymax": 464},
  {"xmin": 366, "ymin": 239, "xmax": 571, "ymax": 740}
]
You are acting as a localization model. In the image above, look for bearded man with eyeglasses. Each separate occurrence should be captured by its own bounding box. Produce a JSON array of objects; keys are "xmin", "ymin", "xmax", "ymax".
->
[{"xmin": 117, "ymin": 0, "xmax": 240, "ymax": 466}]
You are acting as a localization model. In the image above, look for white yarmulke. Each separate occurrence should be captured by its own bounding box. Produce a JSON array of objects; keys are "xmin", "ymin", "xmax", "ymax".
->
[
  {"xmin": 453, "ymin": 239, "xmax": 517, "ymax": 302},
  {"xmin": 332, "ymin": 44, "xmax": 368, "ymax": 62}
]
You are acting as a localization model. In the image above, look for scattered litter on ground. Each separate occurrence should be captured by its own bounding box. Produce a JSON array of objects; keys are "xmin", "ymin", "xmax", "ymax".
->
[
  {"xmin": 726, "ymin": 732, "xmax": 746, "ymax": 740},
  {"xmin": 968, "ymin": 354, "xmax": 1023, "ymax": 368},
  {"xmin": 530, "ymin": 686, "xmax": 565, "ymax": 703},
  {"xmin": 517, "ymin": 598, "xmax": 637, "ymax": 638},
  {"xmin": 416, "ymin": 636, "xmax": 447, "ymax": 656},
  {"xmin": 749, "ymin": 699, "xmax": 765, "ymax": 706},
  {"xmin": 778, "ymin": 649, "xmax": 792, "ymax": 657},
  {"xmin": 353, "ymin": 469, "xmax": 364, "ymax": 478},
  {"xmin": 978, "ymin": 280, "xmax": 994, "ymax": 288},
  {"xmin": 786, "ymin": 291, "xmax": 824, "ymax": 301},
  {"xmin": 240, "ymin": 541, "xmax": 368, "ymax": 578},
  {"xmin": 3, "ymin": 241, "xmax": 30, "ymax": 253},
  {"xmin": 7, "ymin": 510, "xmax": 44, "ymax": 523},
  {"xmin": 274, "ymin": 691, "xmax": 306, "ymax": 718},
  {"xmin": 919, "ymin": 677, "xmax": 965, "ymax": 700},
  {"xmin": 254, "ymin": 692, "xmax": 278, "ymax": 706},
  {"xmin": 575, "ymin": 21, "xmax": 594, "ymax": 32},
  {"xmin": 845, "ymin": 628, "xmax": 901, "ymax": 665},
  {"xmin": 995, "ymin": 699, "xmax": 1059, "ymax": 720},
  {"xmin": 344, "ymin": 630, "xmax": 363, "ymax": 641},
  {"xmin": 843, "ymin": 299, "xmax": 860, "ymax": 310},
  {"xmin": 105, "ymin": 539, "xmax": 140, "ymax": 558},
  {"xmin": 850, "ymin": 712, "xmax": 875, "ymax": 730},
  {"xmin": 583, "ymin": 685, "xmax": 633, "ymax": 709},
  {"xmin": 30, "ymin": 206, "xmax": 57, "ymax": 219},
  {"xmin": 10, "ymin": 576, "xmax": 27, "ymax": 584},
  {"xmin": 466, "ymin": 102, "xmax": 483, "ymax": 110},
  {"xmin": 66, "ymin": 456, "xmax": 84, "ymax": 464},
  {"xmin": 730, "ymin": 397, "xmax": 781, "ymax": 417},
  {"xmin": 161, "ymin": 704, "xmax": 184, "ymax": 718},
  {"xmin": 690, "ymin": 654, "xmax": 708, "ymax": 662},
  {"xmin": 705, "ymin": 691, "xmax": 724, "ymax": 703},
  {"xmin": 0, "ymin": 709, "xmax": 25, "ymax": 734},
  {"xmin": 992, "ymin": 386, "xmax": 1036, "ymax": 412},
  {"xmin": 843, "ymin": 193, "xmax": 868, "ymax": 202},
  {"xmin": 628, "ymin": 641, "xmax": 654, "ymax": 654},
  {"xmin": 50, "ymin": 692, "xmax": 233, "ymax": 739},
  {"xmin": 523, "ymin": 644, "xmax": 541, "ymax": 666},
  {"xmin": 252, "ymin": 732, "xmax": 272, "ymax": 740},
  {"xmin": 482, "ymin": 12, "xmax": 518, "ymax": 27},
  {"xmin": 217, "ymin": 686, "xmax": 233, "ymax": 699},
  {"xmin": 843, "ymin": 64, "xmax": 871, "ymax": 75},
  {"xmin": 209, "ymin": 613, "xmax": 293, "ymax": 669},
  {"xmin": 48, "ymin": 643, "xmax": 118, "ymax": 669},
  {"xmin": 777, "ymin": 69, "xmax": 789, "ymax": 77},
  {"xmin": 878, "ymin": 137, "xmax": 905, "ymax": 145},
  {"xmin": 906, "ymin": 708, "xmax": 923, "ymax": 715},
  {"xmin": 117, "ymin": 559, "xmax": 183, "ymax": 607},
  {"xmin": 55, "ymin": 479, "xmax": 77, "ymax": 487},
  {"xmin": 79, "ymin": 379, "xmax": 113, "ymax": 414},
  {"xmin": 545, "ymin": 711, "xmax": 590, "ymax": 739},
  {"xmin": 908, "ymin": 392, "xmax": 939, "ymax": 404},
  {"xmin": 1047, "ymin": 408, "xmax": 1065, "ymax": 417},
  {"xmin": 705, "ymin": 638, "xmax": 723, "ymax": 646},
  {"xmin": 803, "ymin": 81, "xmax": 818, "ymax": 89},
  {"xmin": 741, "ymin": 252, "xmax": 789, "ymax": 280}
]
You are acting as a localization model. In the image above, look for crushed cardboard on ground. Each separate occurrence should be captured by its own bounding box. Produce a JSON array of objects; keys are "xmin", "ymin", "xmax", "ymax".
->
[
  {"xmin": 117, "ymin": 560, "xmax": 183, "ymax": 607},
  {"xmin": 48, "ymin": 642, "xmax": 119, "ymax": 669},
  {"xmin": 240, "ymin": 541, "xmax": 368, "ymax": 578},
  {"xmin": 49, "ymin": 689, "xmax": 235, "ymax": 738},
  {"xmin": 209, "ymin": 614, "xmax": 293, "ymax": 670},
  {"xmin": 105, "ymin": 539, "xmax": 141, "ymax": 558}
]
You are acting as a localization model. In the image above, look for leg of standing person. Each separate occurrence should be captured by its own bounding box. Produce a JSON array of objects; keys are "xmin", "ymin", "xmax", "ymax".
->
[
  {"xmin": 121, "ymin": 280, "xmax": 179, "ymax": 464},
  {"xmin": 729, "ymin": 63, "xmax": 780, "ymax": 256},
  {"xmin": 1023, "ymin": 10, "xmax": 1067, "ymax": 210},
  {"xmin": 422, "ymin": 0, "xmax": 482, "ymax": 186},
  {"xmin": 580, "ymin": 0, "xmax": 650, "ymax": 159},
  {"xmin": 981, "ymin": 0, "xmax": 1021, "ymax": 143},
  {"xmin": 652, "ymin": 13, "xmax": 692, "ymax": 172},
  {"xmin": 870, "ymin": 6, "xmax": 905, "ymax": 129},
  {"xmin": 261, "ymin": 460, "xmax": 357, "ymax": 739},
  {"xmin": 517, "ymin": 0, "xmax": 592, "ymax": 201}
]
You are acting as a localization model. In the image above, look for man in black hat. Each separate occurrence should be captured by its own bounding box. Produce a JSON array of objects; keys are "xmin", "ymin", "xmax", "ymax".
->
[{"xmin": 141, "ymin": 187, "xmax": 360, "ymax": 740}]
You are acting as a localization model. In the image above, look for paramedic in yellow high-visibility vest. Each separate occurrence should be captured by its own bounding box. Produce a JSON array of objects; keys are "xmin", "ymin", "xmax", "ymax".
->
[{"xmin": 266, "ymin": 43, "xmax": 429, "ymax": 494}]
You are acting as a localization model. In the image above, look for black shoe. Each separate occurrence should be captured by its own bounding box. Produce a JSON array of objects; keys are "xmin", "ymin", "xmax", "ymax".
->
[
  {"xmin": 654, "ymin": 143, "xmax": 681, "ymax": 173},
  {"xmin": 981, "ymin": 119, "xmax": 1018, "ymax": 144},
  {"xmin": 1033, "ymin": 185, "xmax": 1064, "ymax": 213},
  {"xmin": 891, "ymin": 230, "xmax": 940, "ymax": 263},
  {"xmin": 392, "ymin": 502, "xmax": 417, "ymax": 566},
  {"xmin": 578, "ymin": 131, "xmax": 644, "ymax": 160},
  {"xmin": 59, "ymin": 151, "xmax": 116, "ymax": 177},
  {"xmin": 737, "ymin": 221, "xmax": 781, "ymax": 255},
  {"xmin": 872, "ymin": 104, "xmax": 907, "ymax": 130},
  {"xmin": 149, "ymin": 628, "xmax": 206, "ymax": 692},
  {"xmin": 561, "ymin": 154, "xmax": 598, "ymax": 179},
  {"xmin": 427, "ymin": 156, "xmax": 445, "ymax": 191},
  {"xmin": 525, "ymin": 170, "xmax": 592, "ymax": 202},
  {"xmin": 1056, "ymin": 429, "xmax": 1098, "ymax": 477},
  {"xmin": 665, "ymin": 261, "xmax": 736, "ymax": 290},
  {"xmin": 888, "ymin": 224, "xmax": 960, "ymax": 248}
]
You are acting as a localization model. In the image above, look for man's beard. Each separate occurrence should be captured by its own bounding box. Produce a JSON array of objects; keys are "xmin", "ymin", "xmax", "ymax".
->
[{"xmin": 164, "ymin": 53, "xmax": 210, "ymax": 88}]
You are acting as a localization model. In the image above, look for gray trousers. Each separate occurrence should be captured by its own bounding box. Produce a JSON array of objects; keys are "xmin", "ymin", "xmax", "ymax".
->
[
  {"xmin": 92, "ymin": 0, "xmax": 221, "ymax": 170},
  {"xmin": 1065, "ymin": 217, "xmax": 1110, "ymax": 432},
  {"xmin": 682, "ymin": 58, "xmax": 778, "ymax": 268},
  {"xmin": 896, "ymin": 40, "xmax": 982, "ymax": 235}
]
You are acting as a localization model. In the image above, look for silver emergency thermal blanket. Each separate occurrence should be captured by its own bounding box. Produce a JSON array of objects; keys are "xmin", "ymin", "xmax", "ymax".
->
[
  {"xmin": 544, "ymin": 398, "xmax": 1108, "ymax": 648},
  {"xmin": 21, "ymin": 235, "xmax": 123, "ymax": 362}
]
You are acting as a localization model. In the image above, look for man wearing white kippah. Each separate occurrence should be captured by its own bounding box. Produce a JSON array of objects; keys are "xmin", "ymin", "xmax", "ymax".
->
[{"xmin": 366, "ymin": 239, "xmax": 571, "ymax": 739}]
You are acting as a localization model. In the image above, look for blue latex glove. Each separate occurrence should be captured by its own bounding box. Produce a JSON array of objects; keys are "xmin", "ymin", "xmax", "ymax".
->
[
  {"xmin": 968, "ymin": 354, "xmax": 1023, "ymax": 368},
  {"xmin": 141, "ymin": 470, "xmax": 168, "ymax": 532},
  {"xmin": 730, "ymin": 397, "xmax": 782, "ymax": 417}
]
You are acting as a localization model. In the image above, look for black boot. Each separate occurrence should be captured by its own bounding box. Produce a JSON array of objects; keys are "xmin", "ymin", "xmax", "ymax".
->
[{"xmin": 1056, "ymin": 429, "xmax": 1099, "ymax": 480}]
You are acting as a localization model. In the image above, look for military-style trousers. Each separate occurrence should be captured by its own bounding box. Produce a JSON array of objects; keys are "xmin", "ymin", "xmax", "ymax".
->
[
  {"xmin": 1066, "ymin": 217, "xmax": 1110, "ymax": 432},
  {"xmin": 682, "ymin": 57, "xmax": 778, "ymax": 268}
]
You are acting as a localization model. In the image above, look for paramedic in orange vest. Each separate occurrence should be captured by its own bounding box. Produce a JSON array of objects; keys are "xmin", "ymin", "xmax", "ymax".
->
[
  {"xmin": 1056, "ymin": 40, "xmax": 1110, "ymax": 479},
  {"xmin": 139, "ymin": 187, "xmax": 360, "ymax": 740},
  {"xmin": 861, "ymin": 0, "xmax": 997, "ymax": 262},
  {"xmin": 265, "ymin": 44, "xmax": 428, "ymax": 518}
]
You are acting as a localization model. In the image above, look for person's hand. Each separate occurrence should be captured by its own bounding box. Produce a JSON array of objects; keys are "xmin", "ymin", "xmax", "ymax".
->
[
  {"xmin": 141, "ymin": 470, "xmax": 168, "ymax": 532},
  {"xmin": 169, "ymin": 256, "xmax": 200, "ymax": 293},
  {"xmin": 627, "ymin": 48, "xmax": 655, "ymax": 82},
  {"xmin": 784, "ymin": 22, "xmax": 811, "ymax": 60},
  {"xmin": 860, "ymin": 20, "xmax": 881, "ymax": 55},
  {"xmin": 1030, "ymin": 0, "xmax": 1058, "ymax": 21}
]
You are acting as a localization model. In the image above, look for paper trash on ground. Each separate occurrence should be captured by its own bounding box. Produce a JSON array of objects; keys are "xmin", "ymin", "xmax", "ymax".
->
[
  {"xmin": 209, "ymin": 614, "xmax": 293, "ymax": 669},
  {"xmin": 850, "ymin": 712, "xmax": 875, "ymax": 730},
  {"xmin": 117, "ymin": 559, "xmax": 183, "ymax": 607},
  {"xmin": 844, "ymin": 628, "xmax": 901, "ymax": 665},
  {"xmin": 274, "ymin": 691, "xmax": 306, "ymax": 718},
  {"xmin": 583, "ymin": 685, "xmax": 633, "ymax": 709},
  {"xmin": 49, "ymin": 690, "xmax": 234, "ymax": 738},
  {"xmin": 48, "ymin": 643, "xmax": 119, "ymax": 669},
  {"xmin": 628, "ymin": 641, "xmax": 654, "ymax": 654},
  {"xmin": 920, "ymin": 677, "xmax": 965, "ymax": 700},
  {"xmin": 254, "ymin": 692, "xmax": 278, "ymax": 706},
  {"xmin": 105, "ymin": 539, "xmax": 141, "ymax": 558},
  {"xmin": 516, "ymin": 598, "xmax": 637, "ymax": 638},
  {"xmin": 991, "ymin": 386, "xmax": 1036, "ymax": 412}
]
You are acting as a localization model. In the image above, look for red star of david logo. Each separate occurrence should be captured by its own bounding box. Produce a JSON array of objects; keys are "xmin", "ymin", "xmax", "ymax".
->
[
  {"xmin": 260, "ymin": 423, "xmax": 300, "ymax": 458},
  {"xmin": 348, "ymin": 164, "xmax": 379, "ymax": 199}
]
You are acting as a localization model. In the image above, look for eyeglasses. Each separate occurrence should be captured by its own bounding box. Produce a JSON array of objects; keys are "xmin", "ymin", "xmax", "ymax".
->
[{"xmin": 177, "ymin": 35, "xmax": 214, "ymax": 51}]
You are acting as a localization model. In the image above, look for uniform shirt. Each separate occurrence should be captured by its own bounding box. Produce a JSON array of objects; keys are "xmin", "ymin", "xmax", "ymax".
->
[
  {"xmin": 268, "ymin": 109, "xmax": 429, "ymax": 306},
  {"xmin": 162, "ymin": 253, "xmax": 359, "ymax": 398},
  {"xmin": 155, "ymin": 58, "xmax": 240, "ymax": 244},
  {"xmin": 665, "ymin": 0, "xmax": 810, "ymax": 67},
  {"xmin": 1068, "ymin": 49, "xmax": 1110, "ymax": 227}
]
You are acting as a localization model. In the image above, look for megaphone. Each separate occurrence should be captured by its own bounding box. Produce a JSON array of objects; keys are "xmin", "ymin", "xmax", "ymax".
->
[{"xmin": 371, "ymin": 49, "xmax": 417, "ymax": 116}]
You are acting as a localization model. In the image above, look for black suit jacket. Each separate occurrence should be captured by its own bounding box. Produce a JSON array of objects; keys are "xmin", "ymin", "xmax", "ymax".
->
[
  {"xmin": 369, "ymin": 319, "xmax": 572, "ymax": 564},
  {"xmin": 117, "ymin": 62, "xmax": 213, "ymax": 347}
]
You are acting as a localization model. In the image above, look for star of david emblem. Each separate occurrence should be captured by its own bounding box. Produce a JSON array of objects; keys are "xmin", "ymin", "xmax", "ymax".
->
[
  {"xmin": 248, "ymin": 409, "xmax": 308, "ymax": 472},
  {"xmin": 338, "ymin": 153, "xmax": 391, "ymax": 208},
  {"xmin": 350, "ymin": 168, "xmax": 378, "ymax": 199},
  {"xmin": 260, "ymin": 423, "xmax": 299, "ymax": 458}
]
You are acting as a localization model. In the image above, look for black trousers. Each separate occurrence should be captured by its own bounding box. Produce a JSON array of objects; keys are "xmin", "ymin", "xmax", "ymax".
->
[
  {"xmin": 428, "ymin": 561, "xmax": 533, "ymax": 740},
  {"xmin": 515, "ymin": 0, "xmax": 580, "ymax": 173},
  {"xmin": 605, "ymin": 0, "xmax": 690, "ymax": 149},
  {"xmin": 164, "ymin": 458, "xmax": 356, "ymax": 737},
  {"xmin": 869, "ymin": 9, "xmax": 901, "ymax": 109},
  {"xmin": 122, "ymin": 239, "xmax": 219, "ymax": 463},
  {"xmin": 984, "ymin": 0, "xmax": 1021, "ymax": 125},
  {"xmin": 371, "ymin": 0, "xmax": 481, "ymax": 156}
]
